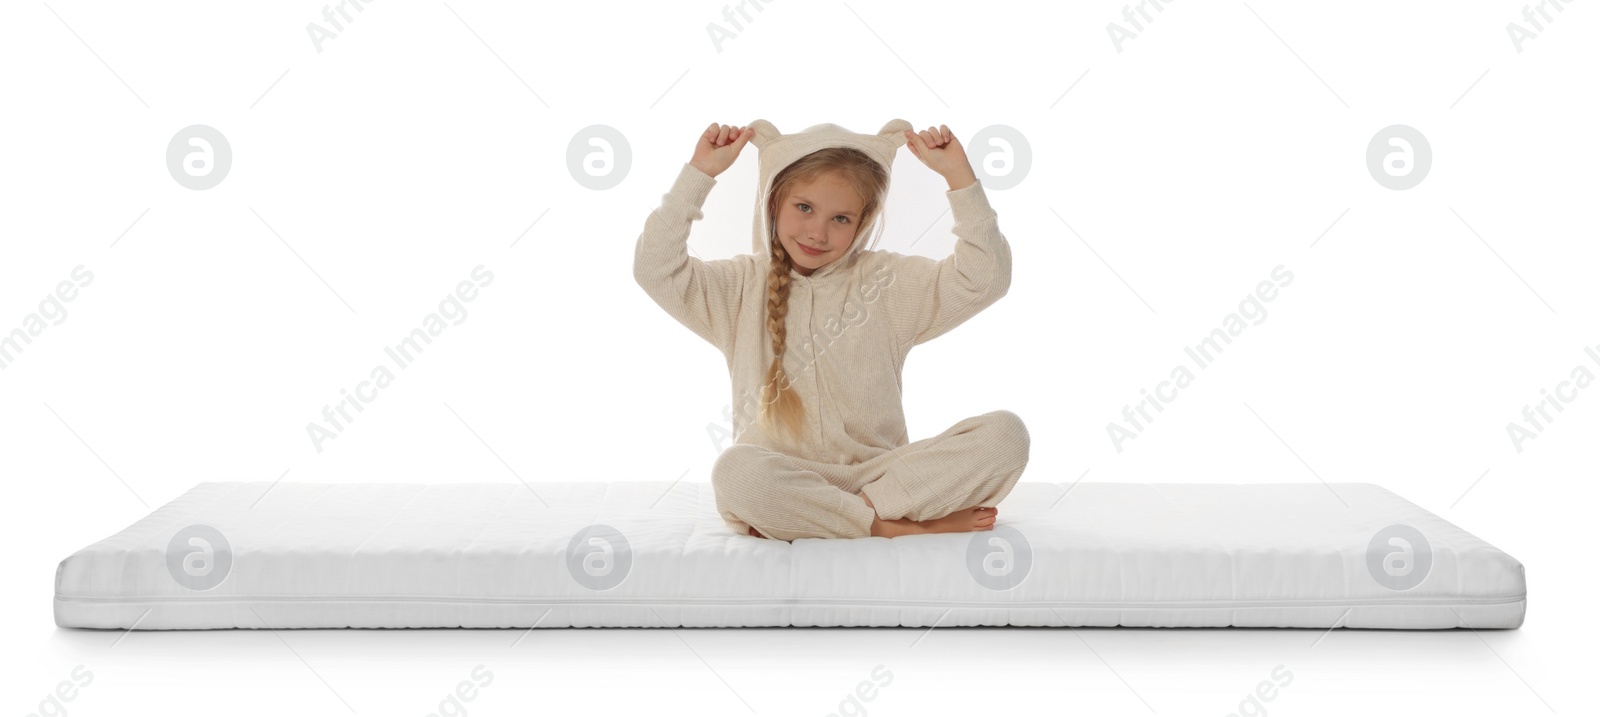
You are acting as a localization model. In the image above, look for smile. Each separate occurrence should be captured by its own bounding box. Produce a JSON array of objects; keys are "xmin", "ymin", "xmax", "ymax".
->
[{"xmin": 798, "ymin": 244, "xmax": 826, "ymax": 256}]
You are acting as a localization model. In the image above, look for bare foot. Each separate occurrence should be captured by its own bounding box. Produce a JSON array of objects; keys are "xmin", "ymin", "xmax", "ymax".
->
[
  {"xmin": 748, "ymin": 526, "xmax": 766, "ymax": 539},
  {"xmin": 859, "ymin": 492, "xmax": 997, "ymax": 538}
]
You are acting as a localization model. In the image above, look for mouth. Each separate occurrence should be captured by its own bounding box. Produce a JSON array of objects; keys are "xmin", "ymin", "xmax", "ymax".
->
[{"xmin": 797, "ymin": 243, "xmax": 826, "ymax": 257}]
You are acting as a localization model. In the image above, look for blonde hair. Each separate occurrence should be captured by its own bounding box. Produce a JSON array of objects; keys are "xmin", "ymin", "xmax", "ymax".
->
[{"xmin": 759, "ymin": 147, "xmax": 891, "ymax": 443}]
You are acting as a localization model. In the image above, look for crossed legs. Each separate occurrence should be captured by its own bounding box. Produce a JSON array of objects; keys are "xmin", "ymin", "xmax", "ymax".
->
[{"xmin": 715, "ymin": 410, "xmax": 1029, "ymax": 541}]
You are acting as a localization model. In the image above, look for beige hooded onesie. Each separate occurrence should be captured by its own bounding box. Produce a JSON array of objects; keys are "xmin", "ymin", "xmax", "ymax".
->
[{"xmin": 633, "ymin": 118, "xmax": 1029, "ymax": 541}]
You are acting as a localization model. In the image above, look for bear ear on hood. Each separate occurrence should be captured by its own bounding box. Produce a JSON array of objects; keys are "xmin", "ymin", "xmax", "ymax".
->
[
  {"xmin": 748, "ymin": 119, "xmax": 781, "ymax": 149},
  {"xmin": 878, "ymin": 118, "xmax": 913, "ymax": 149}
]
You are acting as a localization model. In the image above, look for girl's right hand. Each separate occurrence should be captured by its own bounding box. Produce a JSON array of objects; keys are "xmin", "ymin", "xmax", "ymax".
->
[{"xmin": 690, "ymin": 123, "xmax": 753, "ymax": 178}]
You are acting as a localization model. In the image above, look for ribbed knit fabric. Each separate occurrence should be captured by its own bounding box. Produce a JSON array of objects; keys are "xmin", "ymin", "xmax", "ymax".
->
[{"xmin": 633, "ymin": 119, "xmax": 1028, "ymax": 540}]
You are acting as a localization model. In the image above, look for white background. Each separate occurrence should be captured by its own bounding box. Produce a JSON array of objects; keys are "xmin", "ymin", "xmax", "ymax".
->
[{"xmin": 2, "ymin": 0, "xmax": 1594, "ymax": 715}]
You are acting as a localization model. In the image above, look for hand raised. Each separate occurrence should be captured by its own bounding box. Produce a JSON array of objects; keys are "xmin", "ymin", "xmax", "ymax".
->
[
  {"xmin": 690, "ymin": 123, "xmax": 754, "ymax": 178},
  {"xmin": 904, "ymin": 125, "xmax": 978, "ymax": 188}
]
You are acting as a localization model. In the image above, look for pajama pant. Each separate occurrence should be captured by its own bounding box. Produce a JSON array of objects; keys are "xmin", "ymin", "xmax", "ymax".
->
[{"xmin": 712, "ymin": 410, "xmax": 1030, "ymax": 541}]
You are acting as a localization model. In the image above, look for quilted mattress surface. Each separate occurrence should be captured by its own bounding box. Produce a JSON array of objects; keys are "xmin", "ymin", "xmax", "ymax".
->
[{"xmin": 54, "ymin": 481, "xmax": 1526, "ymax": 630}]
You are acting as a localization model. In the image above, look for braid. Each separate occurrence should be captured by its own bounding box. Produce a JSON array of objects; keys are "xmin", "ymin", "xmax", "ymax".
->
[{"xmin": 759, "ymin": 232, "xmax": 805, "ymax": 441}]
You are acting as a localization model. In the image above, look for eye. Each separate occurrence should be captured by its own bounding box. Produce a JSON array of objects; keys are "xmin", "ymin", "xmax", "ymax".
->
[{"xmin": 797, "ymin": 203, "xmax": 849, "ymax": 223}]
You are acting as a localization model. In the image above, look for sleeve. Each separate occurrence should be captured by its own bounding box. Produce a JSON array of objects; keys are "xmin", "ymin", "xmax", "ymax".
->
[
  {"xmin": 633, "ymin": 162, "xmax": 752, "ymax": 354},
  {"xmin": 881, "ymin": 180, "xmax": 1012, "ymax": 350}
]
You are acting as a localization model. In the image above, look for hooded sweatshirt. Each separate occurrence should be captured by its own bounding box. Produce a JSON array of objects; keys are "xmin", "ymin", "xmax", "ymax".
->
[{"xmin": 634, "ymin": 118, "xmax": 1012, "ymax": 465}]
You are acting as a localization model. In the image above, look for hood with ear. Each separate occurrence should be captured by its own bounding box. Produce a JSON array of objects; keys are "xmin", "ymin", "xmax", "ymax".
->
[{"xmin": 747, "ymin": 118, "xmax": 912, "ymax": 280}]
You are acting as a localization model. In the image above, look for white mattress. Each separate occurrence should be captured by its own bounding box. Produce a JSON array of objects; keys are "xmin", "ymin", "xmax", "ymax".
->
[{"xmin": 54, "ymin": 481, "xmax": 1526, "ymax": 630}]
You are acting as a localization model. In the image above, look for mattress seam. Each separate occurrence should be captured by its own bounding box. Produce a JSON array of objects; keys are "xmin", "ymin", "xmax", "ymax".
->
[{"xmin": 52, "ymin": 594, "xmax": 1529, "ymax": 607}]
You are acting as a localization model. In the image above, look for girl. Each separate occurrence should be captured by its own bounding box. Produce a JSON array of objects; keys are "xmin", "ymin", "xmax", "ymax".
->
[{"xmin": 634, "ymin": 119, "xmax": 1029, "ymax": 542}]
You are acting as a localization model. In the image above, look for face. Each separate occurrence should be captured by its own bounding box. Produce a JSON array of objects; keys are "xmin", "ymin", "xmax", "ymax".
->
[{"xmin": 774, "ymin": 172, "xmax": 866, "ymax": 277}]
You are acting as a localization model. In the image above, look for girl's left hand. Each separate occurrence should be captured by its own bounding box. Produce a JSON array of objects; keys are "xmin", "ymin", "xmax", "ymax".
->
[{"xmin": 905, "ymin": 125, "xmax": 977, "ymax": 186}]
